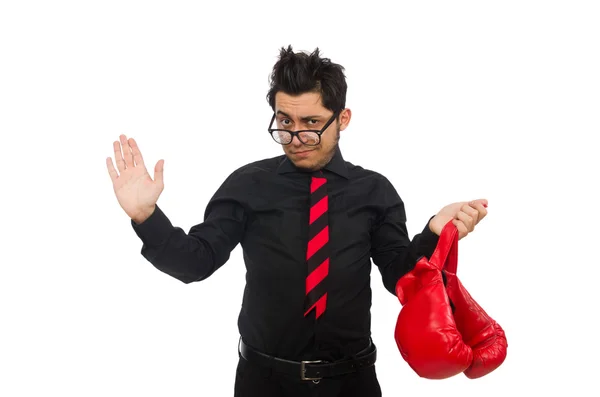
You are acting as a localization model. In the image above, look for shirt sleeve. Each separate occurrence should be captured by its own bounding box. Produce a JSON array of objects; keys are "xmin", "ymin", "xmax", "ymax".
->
[
  {"xmin": 370, "ymin": 176, "xmax": 439, "ymax": 295},
  {"xmin": 130, "ymin": 170, "xmax": 247, "ymax": 284}
]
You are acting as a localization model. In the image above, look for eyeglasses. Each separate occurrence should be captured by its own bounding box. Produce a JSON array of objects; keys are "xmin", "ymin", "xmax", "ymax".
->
[{"xmin": 268, "ymin": 109, "xmax": 341, "ymax": 146}]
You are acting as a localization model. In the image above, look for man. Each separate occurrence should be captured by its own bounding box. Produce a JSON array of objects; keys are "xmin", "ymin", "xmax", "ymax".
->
[{"xmin": 106, "ymin": 46, "xmax": 488, "ymax": 396}]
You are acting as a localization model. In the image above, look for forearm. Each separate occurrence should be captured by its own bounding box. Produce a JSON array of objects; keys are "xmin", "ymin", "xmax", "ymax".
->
[
  {"xmin": 379, "ymin": 219, "xmax": 439, "ymax": 295},
  {"xmin": 131, "ymin": 205, "xmax": 224, "ymax": 284}
]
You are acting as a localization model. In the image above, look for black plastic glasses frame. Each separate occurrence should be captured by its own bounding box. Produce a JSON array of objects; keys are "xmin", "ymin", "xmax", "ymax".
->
[{"xmin": 268, "ymin": 109, "xmax": 341, "ymax": 145}]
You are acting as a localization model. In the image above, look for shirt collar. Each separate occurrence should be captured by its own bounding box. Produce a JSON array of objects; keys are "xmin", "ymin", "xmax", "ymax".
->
[{"xmin": 276, "ymin": 145, "xmax": 349, "ymax": 179}]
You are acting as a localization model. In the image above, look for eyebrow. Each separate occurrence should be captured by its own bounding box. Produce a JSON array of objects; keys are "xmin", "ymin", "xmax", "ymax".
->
[{"xmin": 276, "ymin": 110, "xmax": 323, "ymax": 121}]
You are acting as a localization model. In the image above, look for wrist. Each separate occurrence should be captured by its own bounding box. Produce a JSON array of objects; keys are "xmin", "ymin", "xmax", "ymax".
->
[
  {"xmin": 429, "ymin": 214, "xmax": 452, "ymax": 236},
  {"xmin": 132, "ymin": 205, "xmax": 156, "ymax": 224}
]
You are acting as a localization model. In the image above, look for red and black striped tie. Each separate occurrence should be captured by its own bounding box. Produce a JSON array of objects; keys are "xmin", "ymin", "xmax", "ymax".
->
[{"xmin": 304, "ymin": 171, "xmax": 329, "ymax": 319}]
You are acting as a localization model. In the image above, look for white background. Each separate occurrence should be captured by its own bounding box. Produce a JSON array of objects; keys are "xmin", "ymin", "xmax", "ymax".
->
[{"xmin": 1, "ymin": 0, "xmax": 599, "ymax": 396}]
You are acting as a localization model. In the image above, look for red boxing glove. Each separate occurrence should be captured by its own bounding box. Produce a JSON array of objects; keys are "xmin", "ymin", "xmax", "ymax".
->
[
  {"xmin": 394, "ymin": 224, "xmax": 473, "ymax": 379},
  {"xmin": 443, "ymin": 232, "xmax": 508, "ymax": 379}
]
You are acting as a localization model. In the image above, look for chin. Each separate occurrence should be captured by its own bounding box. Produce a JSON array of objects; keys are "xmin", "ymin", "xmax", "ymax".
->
[
  {"xmin": 291, "ymin": 159, "xmax": 317, "ymax": 171},
  {"xmin": 291, "ymin": 159, "xmax": 311, "ymax": 167}
]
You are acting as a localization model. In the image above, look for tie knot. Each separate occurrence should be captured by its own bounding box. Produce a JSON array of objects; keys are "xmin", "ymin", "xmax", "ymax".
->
[{"xmin": 310, "ymin": 171, "xmax": 327, "ymax": 193}]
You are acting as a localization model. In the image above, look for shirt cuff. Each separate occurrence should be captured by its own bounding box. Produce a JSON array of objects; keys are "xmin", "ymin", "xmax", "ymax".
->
[
  {"xmin": 417, "ymin": 215, "xmax": 440, "ymax": 258},
  {"xmin": 130, "ymin": 205, "xmax": 174, "ymax": 247}
]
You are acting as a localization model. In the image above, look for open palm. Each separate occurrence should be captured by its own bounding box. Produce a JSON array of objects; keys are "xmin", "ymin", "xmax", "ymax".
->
[{"xmin": 106, "ymin": 134, "xmax": 164, "ymax": 223}]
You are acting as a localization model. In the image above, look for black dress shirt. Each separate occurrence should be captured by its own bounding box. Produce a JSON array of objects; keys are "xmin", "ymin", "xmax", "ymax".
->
[{"xmin": 131, "ymin": 146, "xmax": 439, "ymax": 362}]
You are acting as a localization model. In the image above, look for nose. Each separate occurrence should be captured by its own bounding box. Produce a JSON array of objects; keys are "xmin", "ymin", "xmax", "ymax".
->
[{"xmin": 290, "ymin": 134, "xmax": 304, "ymax": 148}]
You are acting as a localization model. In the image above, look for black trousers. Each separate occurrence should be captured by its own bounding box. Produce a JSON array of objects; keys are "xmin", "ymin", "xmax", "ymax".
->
[{"xmin": 233, "ymin": 355, "xmax": 383, "ymax": 397}]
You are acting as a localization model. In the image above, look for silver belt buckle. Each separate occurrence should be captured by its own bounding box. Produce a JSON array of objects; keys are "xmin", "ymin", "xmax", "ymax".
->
[{"xmin": 300, "ymin": 360, "xmax": 323, "ymax": 381}]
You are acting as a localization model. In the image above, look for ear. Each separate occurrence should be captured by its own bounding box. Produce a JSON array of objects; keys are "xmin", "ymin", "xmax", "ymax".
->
[{"xmin": 339, "ymin": 108, "xmax": 352, "ymax": 131}]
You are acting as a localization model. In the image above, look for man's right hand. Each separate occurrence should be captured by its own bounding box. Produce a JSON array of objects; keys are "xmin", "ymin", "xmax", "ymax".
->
[{"xmin": 106, "ymin": 134, "xmax": 165, "ymax": 224}]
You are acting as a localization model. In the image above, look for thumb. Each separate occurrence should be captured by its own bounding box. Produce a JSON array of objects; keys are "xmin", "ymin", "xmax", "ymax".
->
[
  {"xmin": 470, "ymin": 198, "xmax": 488, "ymax": 208},
  {"xmin": 154, "ymin": 159, "xmax": 164, "ymax": 185}
]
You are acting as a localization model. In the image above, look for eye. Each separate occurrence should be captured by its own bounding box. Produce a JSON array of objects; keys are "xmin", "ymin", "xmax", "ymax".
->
[
  {"xmin": 280, "ymin": 118, "xmax": 291, "ymax": 126},
  {"xmin": 309, "ymin": 119, "xmax": 319, "ymax": 125}
]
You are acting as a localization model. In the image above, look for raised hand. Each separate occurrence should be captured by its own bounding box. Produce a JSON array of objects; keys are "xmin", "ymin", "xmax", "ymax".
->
[{"xmin": 106, "ymin": 134, "xmax": 165, "ymax": 224}]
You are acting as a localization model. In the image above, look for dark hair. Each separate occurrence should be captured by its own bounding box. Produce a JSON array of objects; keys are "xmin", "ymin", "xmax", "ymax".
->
[{"xmin": 266, "ymin": 45, "xmax": 347, "ymax": 113}]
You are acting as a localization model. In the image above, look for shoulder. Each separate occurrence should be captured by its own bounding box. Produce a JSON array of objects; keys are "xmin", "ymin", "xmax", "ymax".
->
[
  {"xmin": 223, "ymin": 154, "xmax": 286, "ymax": 182},
  {"xmin": 344, "ymin": 159, "xmax": 404, "ymax": 209},
  {"xmin": 208, "ymin": 155, "xmax": 285, "ymax": 203},
  {"xmin": 345, "ymin": 160, "xmax": 395, "ymax": 187}
]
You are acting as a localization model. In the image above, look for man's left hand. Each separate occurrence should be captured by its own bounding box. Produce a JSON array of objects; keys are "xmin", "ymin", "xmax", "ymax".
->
[{"xmin": 429, "ymin": 199, "xmax": 488, "ymax": 240}]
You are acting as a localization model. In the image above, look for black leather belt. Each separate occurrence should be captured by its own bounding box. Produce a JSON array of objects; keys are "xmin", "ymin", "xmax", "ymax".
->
[{"xmin": 238, "ymin": 338, "xmax": 377, "ymax": 381}]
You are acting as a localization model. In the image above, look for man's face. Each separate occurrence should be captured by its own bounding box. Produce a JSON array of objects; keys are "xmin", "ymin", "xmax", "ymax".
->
[{"xmin": 274, "ymin": 91, "xmax": 351, "ymax": 172}]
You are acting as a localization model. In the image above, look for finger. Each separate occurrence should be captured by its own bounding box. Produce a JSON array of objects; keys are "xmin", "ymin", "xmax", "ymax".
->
[
  {"xmin": 470, "ymin": 198, "xmax": 488, "ymax": 208},
  {"xmin": 113, "ymin": 140, "xmax": 125, "ymax": 173},
  {"xmin": 469, "ymin": 201, "xmax": 488, "ymax": 223},
  {"xmin": 128, "ymin": 137, "xmax": 145, "ymax": 167},
  {"xmin": 452, "ymin": 219, "xmax": 469, "ymax": 239},
  {"xmin": 120, "ymin": 134, "xmax": 134, "ymax": 169},
  {"xmin": 456, "ymin": 210, "xmax": 475, "ymax": 232},
  {"xmin": 461, "ymin": 203, "xmax": 479, "ymax": 224},
  {"xmin": 154, "ymin": 159, "xmax": 164, "ymax": 186},
  {"xmin": 106, "ymin": 157, "xmax": 118, "ymax": 182},
  {"xmin": 459, "ymin": 203, "xmax": 478, "ymax": 226}
]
